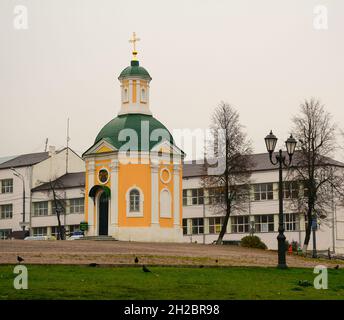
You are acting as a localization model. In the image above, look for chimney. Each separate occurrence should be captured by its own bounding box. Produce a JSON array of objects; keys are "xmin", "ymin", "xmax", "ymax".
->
[{"xmin": 48, "ymin": 145, "xmax": 56, "ymax": 156}]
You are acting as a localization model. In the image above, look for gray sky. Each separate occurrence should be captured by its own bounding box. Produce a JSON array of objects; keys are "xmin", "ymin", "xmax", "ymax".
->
[{"xmin": 1, "ymin": 0, "xmax": 343, "ymax": 160}]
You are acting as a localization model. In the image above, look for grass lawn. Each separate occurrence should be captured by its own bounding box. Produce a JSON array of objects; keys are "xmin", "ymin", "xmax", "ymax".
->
[{"xmin": 0, "ymin": 265, "xmax": 343, "ymax": 300}]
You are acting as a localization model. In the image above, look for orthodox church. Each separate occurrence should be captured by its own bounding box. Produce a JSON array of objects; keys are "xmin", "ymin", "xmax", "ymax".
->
[{"xmin": 82, "ymin": 33, "xmax": 184, "ymax": 242}]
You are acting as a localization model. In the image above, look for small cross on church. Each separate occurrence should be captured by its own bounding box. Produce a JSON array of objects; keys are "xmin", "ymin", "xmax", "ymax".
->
[{"xmin": 129, "ymin": 32, "xmax": 140, "ymax": 59}]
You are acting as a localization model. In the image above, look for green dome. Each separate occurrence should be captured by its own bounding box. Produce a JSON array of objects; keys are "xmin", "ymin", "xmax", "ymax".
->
[
  {"xmin": 118, "ymin": 60, "xmax": 152, "ymax": 80},
  {"xmin": 95, "ymin": 114, "xmax": 174, "ymax": 151}
]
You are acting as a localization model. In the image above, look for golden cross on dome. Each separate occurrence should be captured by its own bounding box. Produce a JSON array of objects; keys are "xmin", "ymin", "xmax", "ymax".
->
[{"xmin": 129, "ymin": 32, "xmax": 140, "ymax": 59}]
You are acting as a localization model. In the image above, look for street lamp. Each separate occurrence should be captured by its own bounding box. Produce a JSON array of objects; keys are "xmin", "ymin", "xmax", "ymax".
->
[
  {"xmin": 10, "ymin": 168, "xmax": 26, "ymax": 232},
  {"xmin": 264, "ymin": 131, "xmax": 297, "ymax": 269}
]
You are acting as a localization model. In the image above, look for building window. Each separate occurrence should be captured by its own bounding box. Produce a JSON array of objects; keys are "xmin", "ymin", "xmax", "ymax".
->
[
  {"xmin": 191, "ymin": 188, "xmax": 204, "ymax": 206},
  {"xmin": 285, "ymin": 213, "xmax": 298, "ymax": 231},
  {"xmin": 129, "ymin": 189, "xmax": 140, "ymax": 212},
  {"xmin": 182, "ymin": 219, "xmax": 188, "ymax": 235},
  {"xmin": 69, "ymin": 225, "xmax": 80, "ymax": 234},
  {"xmin": 254, "ymin": 215, "xmax": 274, "ymax": 232},
  {"xmin": 231, "ymin": 216, "xmax": 249, "ymax": 233},
  {"xmin": 209, "ymin": 217, "xmax": 224, "ymax": 234},
  {"xmin": 208, "ymin": 188, "xmax": 224, "ymax": 205},
  {"xmin": 283, "ymin": 182, "xmax": 299, "ymax": 199},
  {"xmin": 183, "ymin": 190, "xmax": 188, "ymax": 206},
  {"xmin": 1, "ymin": 179, "xmax": 13, "ymax": 193},
  {"xmin": 192, "ymin": 218, "xmax": 204, "ymax": 234},
  {"xmin": 32, "ymin": 227, "xmax": 47, "ymax": 237},
  {"xmin": 51, "ymin": 226, "xmax": 59, "ymax": 238},
  {"xmin": 0, "ymin": 204, "xmax": 13, "ymax": 219},
  {"xmin": 123, "ymin": 87, "xmax": 129, "ymax": 102},
  {"xmin": 0, "ymin": 229, "xmax": 11, "ymax": 240},
  {"xmin": 141, "ymin": 88, "xmax": 146, "ymax": 102},
  {"xmin": 70, "ymin": 198, "xmax": 84, "ymax": 214},
  {"xmin": 52, "ymin": 201, "xmax": 64, "ymax": 215},
  {"xmin": 33, "ymin": 201, "xmax": 48, "ymax": 216},
  {"xmin": 253, "ymin": 183, "xmax": 273, "ymax": 201}
]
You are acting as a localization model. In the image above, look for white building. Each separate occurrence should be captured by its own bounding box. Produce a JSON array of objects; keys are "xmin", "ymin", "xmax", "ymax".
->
[
  {"xmin": 30, "ymin": 172, "xmax": 85, "ymax": 237},
  {"xmin": 182, "ymin": 153, "xmax": 344, "ymax": 254},
  {"xmin": 0, "ymin": 147, "xmax": 85, "ymax": 239}
]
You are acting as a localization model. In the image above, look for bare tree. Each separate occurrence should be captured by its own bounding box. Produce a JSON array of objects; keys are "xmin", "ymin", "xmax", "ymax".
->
[
  {"xmin": 49, "ymin": 179, "xmax": 66, "ymax": 240},
  {"xmin": 202, "ymin": 102, "xmax": 252, "ymax": 244},
  {"xmin": 290, "ymin": 98, "xmax": 344, "ymax": 253}
]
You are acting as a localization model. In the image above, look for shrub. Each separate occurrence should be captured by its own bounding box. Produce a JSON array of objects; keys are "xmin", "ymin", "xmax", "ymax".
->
[{"xmin": 240, "ymin": 235, "xmax": 267, "ymax": 250}]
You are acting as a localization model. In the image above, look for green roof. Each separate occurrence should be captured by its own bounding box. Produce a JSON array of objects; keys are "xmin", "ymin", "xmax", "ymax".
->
[
  {"xmin": 118, "ymin": 60, "xmax": 152, "ymax": 80},
  {"xmin": 94, "ymin": 114, "xmax": 174, "ymax": 151}
]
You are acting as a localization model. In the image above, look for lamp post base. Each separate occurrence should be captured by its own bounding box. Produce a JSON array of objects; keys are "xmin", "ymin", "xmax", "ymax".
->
[{"xmin": 277, "ymin": 263, "xmax": 288, "ymax": 269}]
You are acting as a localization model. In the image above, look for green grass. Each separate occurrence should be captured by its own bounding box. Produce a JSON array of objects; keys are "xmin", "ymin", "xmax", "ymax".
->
[{"xmin": 0, "ymin": 265, "xmax": 343, "ymax": 300}]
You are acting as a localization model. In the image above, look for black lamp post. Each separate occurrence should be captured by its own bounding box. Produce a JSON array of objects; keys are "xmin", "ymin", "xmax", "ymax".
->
[{"xmin": 264, "ymin": 131, "xmax": 297, "ymax": 269}]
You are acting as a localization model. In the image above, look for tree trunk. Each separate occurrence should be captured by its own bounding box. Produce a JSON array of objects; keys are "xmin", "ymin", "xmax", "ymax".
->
[
  {"xmin": 216, "ymin": 205, "xmax": 231, "ymax": 245},
  {"xmin": 302, "ymin": 215, "xmax": 312, "ymax": 254}
]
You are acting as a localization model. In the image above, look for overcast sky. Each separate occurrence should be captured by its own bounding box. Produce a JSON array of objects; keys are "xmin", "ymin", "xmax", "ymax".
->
[{"xmin": 1, "ymin": 0, "xmax": 343, "ymax": 161}]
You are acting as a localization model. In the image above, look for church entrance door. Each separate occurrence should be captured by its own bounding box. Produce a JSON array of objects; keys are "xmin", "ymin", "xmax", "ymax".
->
[{"xmin": 98, "ymin": 192, "xmax": 109, "ymax": 236}]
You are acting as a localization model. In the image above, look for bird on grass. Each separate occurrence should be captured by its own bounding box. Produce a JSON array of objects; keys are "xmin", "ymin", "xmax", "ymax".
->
[
  {"xmin": 134, "ymin": 257, "xmax": 139, "ymax": 264},
  {"xmin": 17, "ymin": 256, "xmax": 24, "ymax": 264},
  {"xmin": 334, "ymin": 265, "xmax": 339, "ymax": 270},
  {"xmin": 88, "ymin": 263, "xmax": 99, "ymax": 267}
]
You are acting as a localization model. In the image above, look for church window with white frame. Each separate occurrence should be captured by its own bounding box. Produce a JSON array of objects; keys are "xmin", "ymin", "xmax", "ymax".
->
[{"xmin": 129, "ymin": 189, "xmax": 140, "ymax": 212}]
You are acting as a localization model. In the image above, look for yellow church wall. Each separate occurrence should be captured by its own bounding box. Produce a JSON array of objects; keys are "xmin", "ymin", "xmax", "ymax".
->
[
  {"xmin": 159, "ymin": 164, "xmax": 174, "ymax": 228},
  {"xmin": 118, "ymin": 163, "xmax": 151, "ymax": 227}
]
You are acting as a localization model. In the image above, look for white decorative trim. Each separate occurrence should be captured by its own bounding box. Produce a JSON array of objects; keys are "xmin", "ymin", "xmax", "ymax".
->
[
  {"xmin": 83, "ymin": 139, "xmax": 117, "ymax": 157},
  {"xmin": 151, "ymin": 164, "xmax": 159, "ymax": 224},
  {"xmin": 160, "ymin": 167, "xmax": 171, "ymax": 184},
  {"xmin": 126, "ymin": 185, "xmax": 144, "ymax": 217}
]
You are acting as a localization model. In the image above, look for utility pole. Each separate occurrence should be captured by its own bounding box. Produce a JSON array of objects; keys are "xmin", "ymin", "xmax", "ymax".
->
[{"xmin": 66, "ymin": 118, "xmax": 70, "ymax": 174}]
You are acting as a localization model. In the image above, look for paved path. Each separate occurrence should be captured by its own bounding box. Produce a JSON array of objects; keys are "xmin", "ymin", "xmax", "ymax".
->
[{"xmin": 0, "ymin": 240, "xmax": 341, "ymax": 268}]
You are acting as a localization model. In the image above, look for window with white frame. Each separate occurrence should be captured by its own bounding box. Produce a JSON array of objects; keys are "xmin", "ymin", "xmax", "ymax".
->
[
  {"xmin": 192, "ymin": 218, "xmax": 204, "ymax": 234},
  {"xmin": 182, "ymin": 219, "xmax": 188, "ymax": 235},
  {"xmin": 284, "ymin": 213, "xmax": 298, "ymax": 231},
  {"xmin": 70, "ymin": 198, "xmax": 84, "ymax": 214},
  {"xmin": 254, "ymin": 215, "xmax": 274, "ymax": 232},
  {"xmin": 0, "ymin": 229, "xmax": 11, "ymax": 240},
  {"xmin": 69, "ymin": 225, "xmax": 80, "ymax": 233},
  {"xmin": 51, "ymin": 226, "xmax": 59, "ymax": 237},
  {"xmin": 1, "ymin": 179, "xmax": 13, "ymax": 193},
  {"xmin": 283, "ymin": 181, "xmax": 299, "ymax": 199},
  {"xmin": 32, "ymin": 227, "xmax": 47, "ymax": 237},
  {"xmin": 253, "ymin": 183, "xmax": 273, "ymax": 201},
  {"xmin": 209, "ymin": 217, "xmax": 224, "ymax": 234},
  {"xmin": 52, "ymin": 200, "xmax": 64, "ymax": 215},
  {"xmin": 129, "ymin": 189, "xmax": 140, "ymax": 212},
  {"xmin": 231, "ymin": 216, "xmax": 249, "ymax": 233},
  {"xmin": 191, "ymin": 188, "xmax": 204, "ymax": 205},
  {"xmin": 183, "ymin": 190, "xmax": 188, "ymax": 206},
  {"xmin": 208, "ymin": 188, "xmax": 225, "ymax": 205},
  {"xmin": 33, "ymin": 201, "xmax": 48, "ymax": 216},
  {"xmin": 0, "ymin": 204, "xmax": 13, "ymax": 219}
]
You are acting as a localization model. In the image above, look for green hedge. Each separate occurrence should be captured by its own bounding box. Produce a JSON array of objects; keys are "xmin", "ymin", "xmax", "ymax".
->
[{"xmin": 240, "ymin": 235, "xmax": 267, "ymax": 250}]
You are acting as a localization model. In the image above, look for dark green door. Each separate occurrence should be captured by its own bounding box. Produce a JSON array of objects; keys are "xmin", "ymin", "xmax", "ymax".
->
[{"xmin": 98, "ymin": 192, "xmax": 109, "ymax": 236}]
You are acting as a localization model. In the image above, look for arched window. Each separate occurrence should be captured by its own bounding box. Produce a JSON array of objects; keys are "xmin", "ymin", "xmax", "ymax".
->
[
  {"xmin": 129, "ymin": 189, "xmax": 140, "ymax": 212},
  {"xmin": 160, "ymin": 189, "xmax": 172, "ymax": 218},
  {"xmin": 123, "ymin": 88, "xmax": 128, "ymax": 102},
  {"xmin": 141, "ymin": 88, "xmax": 146, "ymax": 102}
]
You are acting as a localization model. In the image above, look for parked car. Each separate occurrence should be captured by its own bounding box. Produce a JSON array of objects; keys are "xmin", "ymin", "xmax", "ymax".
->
[
  {"xmin": 67, "ymin": 230, "xmax": 84, "ymax": 240},
  {"xmin": 24, "ymin": 235, "xmax": 56, "ymax": 241}
]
